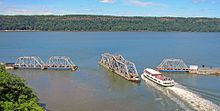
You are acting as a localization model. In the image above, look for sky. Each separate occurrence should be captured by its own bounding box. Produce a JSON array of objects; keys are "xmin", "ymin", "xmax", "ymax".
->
[{"xmin": 0, "ymin": 0, "xmax": 219, "ymax": 17}]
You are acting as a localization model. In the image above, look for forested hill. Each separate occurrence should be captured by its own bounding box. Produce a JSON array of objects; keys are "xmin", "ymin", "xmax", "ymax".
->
[{"xmin": 0, "ymin": 15, "xmax": 220, "ymax": 32}]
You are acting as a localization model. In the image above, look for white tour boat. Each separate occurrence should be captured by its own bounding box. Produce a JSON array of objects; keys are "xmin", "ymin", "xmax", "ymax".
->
[{"xmin": 141, "ymin": 68, "xmax": 174, "ymax": 87}]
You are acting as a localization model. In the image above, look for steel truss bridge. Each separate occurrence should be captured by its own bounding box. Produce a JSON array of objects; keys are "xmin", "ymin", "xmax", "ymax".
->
[
  {"xmin": 14, "ymin": 56, "xmax": 77, "ymax": 71},
  {"xmin": 99, "ymin": 53, "xmax": 139, "ymax": 80},
  {"xmin": 156, "ymin": 58, "xmax": 189, "ymax": 71}
]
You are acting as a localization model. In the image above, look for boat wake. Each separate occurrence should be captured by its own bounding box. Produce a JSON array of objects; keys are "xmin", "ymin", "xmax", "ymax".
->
[
  {"xmin": 143, "ymin": 78, "xmax": 220, "ymax": 111},
  {"xmin": 169, "ymin": 83, "xmax": 220, "ymax": 111}
]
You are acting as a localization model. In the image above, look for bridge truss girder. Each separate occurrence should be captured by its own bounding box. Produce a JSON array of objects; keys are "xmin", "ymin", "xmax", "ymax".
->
[
  {"xmin": 46, "ymin": 56, "xmax": 76, "ymax": 68},
  {"xmin": 157, "ymin": 58, "xmax": 188, "ymax": 69},
  {"xmin": 15, "ymin": 56, "xmax": 45, "ymax": 69},
  {"xmin": 100, "ymin": 53, "xmax": 138, "ymax": 77}
]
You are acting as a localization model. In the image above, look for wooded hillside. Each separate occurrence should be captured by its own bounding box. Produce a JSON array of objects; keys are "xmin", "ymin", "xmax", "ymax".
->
[{"xmin": 0, "ymin": 15, "xmax": 220, "ymax": 32}]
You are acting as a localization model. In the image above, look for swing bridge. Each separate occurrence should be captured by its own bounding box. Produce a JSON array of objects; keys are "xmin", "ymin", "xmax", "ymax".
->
[
  {"xmin": 156, "ymin": 58, "xmax": 189, "ymax": 72},
  {"xmin": 4, "ymin": 55, "xmax": 220, "ymax": 75},
  {"xmin": 99, "ymin": 53, "xmax": 140, "ymax": 82},
  {"xmin": 13, "ymin": 56, "xmax": 78, "ymax": 71}
]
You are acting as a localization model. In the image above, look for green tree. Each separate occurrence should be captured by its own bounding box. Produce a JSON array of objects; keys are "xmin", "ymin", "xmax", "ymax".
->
[{"xmin": 0, "ymin": 65, "xmax": 44, "ymax": 111}]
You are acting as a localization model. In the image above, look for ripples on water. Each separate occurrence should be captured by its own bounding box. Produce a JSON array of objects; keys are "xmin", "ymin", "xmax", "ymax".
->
[{"xmin": 1, "ymin": 32, "xmax": 220, "ymax": 111}]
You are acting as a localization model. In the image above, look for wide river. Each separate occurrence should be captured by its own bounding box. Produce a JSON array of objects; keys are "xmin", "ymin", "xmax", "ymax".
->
[{"xmin": 0, "ymin": 32, "xmax": 220, "ymax": 111}]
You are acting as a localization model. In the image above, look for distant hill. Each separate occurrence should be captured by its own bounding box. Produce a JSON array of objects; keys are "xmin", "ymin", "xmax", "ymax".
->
[{"xmin": 0, "ymin": 15, "xmax": 220, "ymax": 32}]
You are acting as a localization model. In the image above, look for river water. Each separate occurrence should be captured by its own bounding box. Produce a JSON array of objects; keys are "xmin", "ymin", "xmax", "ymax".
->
[{"xmin": 0, "ymin": 32, "xmax": 220, "ymax": 111}]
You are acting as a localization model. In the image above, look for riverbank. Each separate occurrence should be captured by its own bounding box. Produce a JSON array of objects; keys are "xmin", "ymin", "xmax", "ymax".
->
[
  {"xmin": 1, "ymin": 30, "xmax": 220, "ymax": 32},
  {"xmin": 0, "ymin": 30, "xmax": 40, "ymax": 32}
]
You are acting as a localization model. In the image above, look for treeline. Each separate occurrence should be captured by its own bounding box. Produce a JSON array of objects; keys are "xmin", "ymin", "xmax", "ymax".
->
[
  {"xmin": 0, "ymin": 15, "xmax": 220, "ymax": 32},
  {"xmin": 0, "ymin": 65, "xmax": 44, "ymax": 111}
]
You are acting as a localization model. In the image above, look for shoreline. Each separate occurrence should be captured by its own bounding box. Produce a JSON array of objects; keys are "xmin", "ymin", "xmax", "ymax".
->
[{"xmin": 1, "ymin": 30, "xmax": 220, "ymax": 33}]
